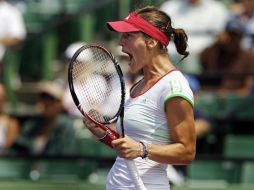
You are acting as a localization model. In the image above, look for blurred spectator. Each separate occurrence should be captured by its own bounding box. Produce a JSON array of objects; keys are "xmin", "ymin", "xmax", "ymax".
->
[
  {"xmin": 0, "ymin": 0, "xmax": 26, "ymax": 79},
  {"xmin": 229, "ymin": 0, "xmax": 254, "ymax": 50},
  {"xmin": 160, "ymin": 0, "xmax": 229, "ymax": 74},
  {"xmin": 0, "ymin": 83, "xmax": 20, "ymax": 152},
  {"xmin": 229, "ymin": 0, "xmax": 247, "ymax": 14},
  {"xmin": 11, "ymin": 81, "xmax": 78, "ymax": 156},
  {"xmin": 200, "ymin": 19, "xmax": 254, "ymax": 96},
  {"xmin": 7, "ymin": 0, "xmax": 27, "ymax": 14}
]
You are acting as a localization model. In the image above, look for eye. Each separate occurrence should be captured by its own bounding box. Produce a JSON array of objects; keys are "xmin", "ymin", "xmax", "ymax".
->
[{"xmin": 122, "ymin": 33, "xmax": 131, "ymax": 39}]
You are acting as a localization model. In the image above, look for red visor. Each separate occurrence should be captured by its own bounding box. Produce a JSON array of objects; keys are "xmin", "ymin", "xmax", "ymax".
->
[{"xmin": 107, "ymin": 13, "xmax": 169, "ymax": 46}]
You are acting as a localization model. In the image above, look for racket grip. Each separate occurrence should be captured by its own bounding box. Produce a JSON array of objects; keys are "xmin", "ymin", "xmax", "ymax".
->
[
  {"xmin": 99, "ymin": 127, "xmax": 120, "ymax": 148},
  {"xmin": 125, "ymin": 159, "xmax": 147, "ymax": 190}
]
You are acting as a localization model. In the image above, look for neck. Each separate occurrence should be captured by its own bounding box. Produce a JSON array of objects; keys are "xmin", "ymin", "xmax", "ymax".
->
[{"xmin": 142, "ymin": 54, "xmax": 175, "ymax": 84}]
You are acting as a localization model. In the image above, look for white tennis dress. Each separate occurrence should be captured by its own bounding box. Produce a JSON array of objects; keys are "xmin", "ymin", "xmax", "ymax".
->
[{"xmin": 106, "ymin": 70, "xmax": 194, "ymax": 190}]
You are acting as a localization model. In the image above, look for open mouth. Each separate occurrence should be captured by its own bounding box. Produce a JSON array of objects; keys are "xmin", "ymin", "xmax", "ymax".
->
[{"xmin": 123, "ymin": 51, "xmax": 133, "ymax": 64}]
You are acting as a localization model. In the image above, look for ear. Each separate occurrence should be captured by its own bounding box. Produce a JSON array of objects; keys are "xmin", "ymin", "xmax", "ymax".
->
[{"xmin": 146, "ymin": 38, "xmax": 159, "ymax": 49}]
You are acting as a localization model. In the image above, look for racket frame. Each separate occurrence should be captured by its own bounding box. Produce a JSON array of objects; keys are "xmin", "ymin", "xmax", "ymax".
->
[{"xmin": 68, "ymin": 44, "xmax": 126, "ymax": 135}]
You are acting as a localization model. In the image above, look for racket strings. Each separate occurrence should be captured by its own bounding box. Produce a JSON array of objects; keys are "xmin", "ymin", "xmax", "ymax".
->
[{"xmin": 71, "ymin": 47, "xmax": 122, "ymax": 123}]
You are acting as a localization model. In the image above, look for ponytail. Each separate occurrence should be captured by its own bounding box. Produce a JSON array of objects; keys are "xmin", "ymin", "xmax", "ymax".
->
[{"xmin": 172, "ymin": 28, "xmax": 189, "ymax": 61}]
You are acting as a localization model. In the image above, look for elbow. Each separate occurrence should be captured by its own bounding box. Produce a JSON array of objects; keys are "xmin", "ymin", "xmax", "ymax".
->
[
  {"xmin": 184, "ymin": 147, "xmax": 196, "ymax": 164},
  {"xmin": 179, "ymin": 145, "xmax": 196, "ymax": 165},
  {"xmin": 184, "ymin": 135, "xmax": 197, "ymax": 164},
  {"xmin": 185, "ymin": 152, "xmax": 196, "ymax": 164}
]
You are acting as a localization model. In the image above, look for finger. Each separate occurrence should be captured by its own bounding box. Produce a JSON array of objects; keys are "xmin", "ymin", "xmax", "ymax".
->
[
  {"xmin": 111, "ymin": 138, "xmax": 125, "ymax": 147},
  {"xmin": 82, "ymin": 117, "xmax": 97, "ymax": 129}
]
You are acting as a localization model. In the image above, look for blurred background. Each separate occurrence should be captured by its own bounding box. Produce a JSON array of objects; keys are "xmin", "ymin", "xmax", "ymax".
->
[{"xmin": 0, "ymin": 0, "xmax": 254, "ymax": 189}]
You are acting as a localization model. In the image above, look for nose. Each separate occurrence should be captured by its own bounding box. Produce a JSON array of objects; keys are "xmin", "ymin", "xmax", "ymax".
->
[{"xmin": 119, "ymin": 34, "xmax": 125, "ymax": 46}]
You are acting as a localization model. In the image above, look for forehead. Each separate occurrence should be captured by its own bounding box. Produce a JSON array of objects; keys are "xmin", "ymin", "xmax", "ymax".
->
[
  {"xmin": 122, "ymin": 31, "xmax": 142, "ymax": 36},
  {"xmin": 121, "ymin": 32, "xmax": 147, "ymax": 40}
]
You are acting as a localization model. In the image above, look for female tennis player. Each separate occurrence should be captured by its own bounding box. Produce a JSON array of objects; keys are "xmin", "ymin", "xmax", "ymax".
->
[{"xmin": 83, "ymin": 5, "xmax": 196, "ymax": 190}]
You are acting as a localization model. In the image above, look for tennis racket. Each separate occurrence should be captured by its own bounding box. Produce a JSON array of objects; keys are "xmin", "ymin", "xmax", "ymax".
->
[{"xmin": 68, "ymin": 44, "xmax": 146, "ymax": 190}]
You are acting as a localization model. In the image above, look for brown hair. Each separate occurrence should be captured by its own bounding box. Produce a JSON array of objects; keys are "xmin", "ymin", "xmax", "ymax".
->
[{"xmin": 136, "ymin": 6, "xmax": 189, "ymax": 61}]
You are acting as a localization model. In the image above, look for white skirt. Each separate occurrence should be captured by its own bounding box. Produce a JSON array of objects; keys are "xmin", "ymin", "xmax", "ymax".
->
[{"xmin": 106, "ymin": 157, "xmax": 170, "ymax": 190}]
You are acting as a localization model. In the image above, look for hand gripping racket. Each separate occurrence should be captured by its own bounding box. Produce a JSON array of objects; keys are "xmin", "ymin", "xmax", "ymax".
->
[{"xmin": 68, "ymin": 44, "xmax": 146, "ymax": 190}]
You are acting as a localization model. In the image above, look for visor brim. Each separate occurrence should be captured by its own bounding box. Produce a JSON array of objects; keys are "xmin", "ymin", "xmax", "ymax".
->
[{"xmin": 106, "ymin": 21, "xmax": 140, "ymax": 33}]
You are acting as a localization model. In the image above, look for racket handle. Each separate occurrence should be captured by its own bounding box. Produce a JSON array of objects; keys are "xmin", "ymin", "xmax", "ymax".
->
[
  {"xmin": 99, "ymin": 128, "xmax": 120, "ymax": 148},
  {"xmin": 125, "ymin": 159, "xmax": 147, "ymax": 190}
]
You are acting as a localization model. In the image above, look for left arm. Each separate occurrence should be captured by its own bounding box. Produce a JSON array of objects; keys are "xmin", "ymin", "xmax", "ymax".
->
[
  {"xmin": 147, "ymin": 97, "xmax": 196, "ymax": 164},
  {"xmin": 112, "ymin": 97, "xmax": 196, "ymax": 164}
]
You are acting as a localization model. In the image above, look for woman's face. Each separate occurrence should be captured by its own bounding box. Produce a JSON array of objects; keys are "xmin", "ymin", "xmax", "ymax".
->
[{"xmin": 119, "ymin": 32, "xmax": 149, "ymax": 74}]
